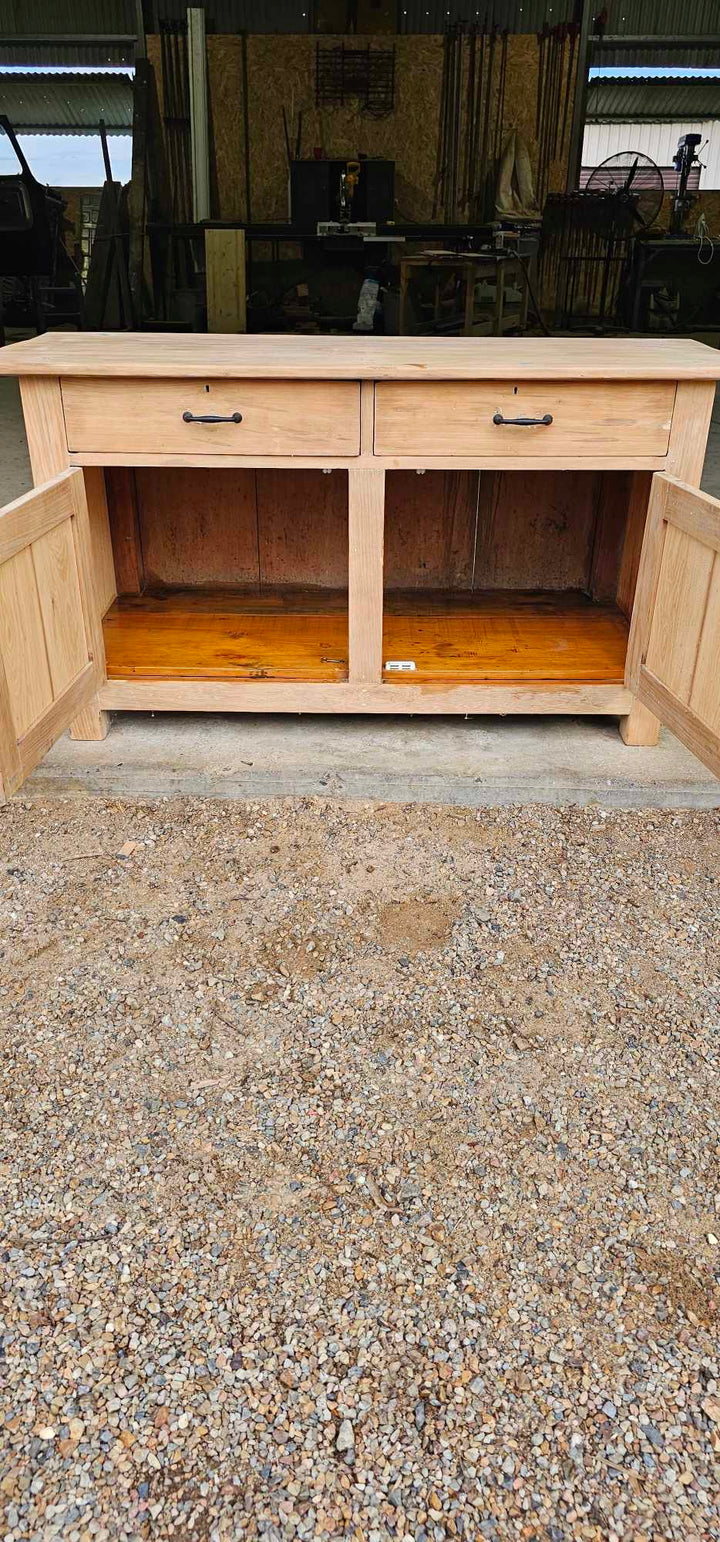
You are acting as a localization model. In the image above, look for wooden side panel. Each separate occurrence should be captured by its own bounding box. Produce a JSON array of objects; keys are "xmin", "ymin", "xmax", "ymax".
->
[
  {"xmin": 136, "ymin": 467, "xmax": 259, "ymax": 589},
  {"xmin": 205, "ymin": 228, "xmax": 246, "ymax": 332},
  {"xmin": 257, "ymin": 470, "xmax": 348, "ymax": 589},
  {"xmin": 32, "ymin": 522, "xmax": 89, "ymax": 698},
  {"xmin": 589, "ymin": 472, "xmax": 630, "ymax": 602},
  {"xmin": 106, "ymin": 468, "xmax": 143, "ymax": 595},
  {"xmin": 384, "ymin": 472, "xmax": 477, "ymax": 590},
  {"xmin": 84, "ymin": 468, "xmax": 117, "ymax": 616},
  {"xmin": 617, "ymin": 471, "xmax": 653, "ymax": 617},
  {"xmin": 628, "ymin": 473, "xmax": 720, "ymax": 777}
]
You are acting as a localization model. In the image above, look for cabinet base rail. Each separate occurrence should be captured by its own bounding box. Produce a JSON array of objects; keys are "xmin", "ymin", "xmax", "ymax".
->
[{"xmin": 99, "ymin": 679, "xmax": 633, "ymax": 715}]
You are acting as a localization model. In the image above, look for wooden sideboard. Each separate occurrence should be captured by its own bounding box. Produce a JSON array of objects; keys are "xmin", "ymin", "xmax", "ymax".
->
[{"xmin": 0, "ymin": 333, "xmax": 720, "ymax": 799}]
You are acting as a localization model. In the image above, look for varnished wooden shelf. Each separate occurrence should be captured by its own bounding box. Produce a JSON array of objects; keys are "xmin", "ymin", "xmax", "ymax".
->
[
  {"xmin": 104, "ymin": 589, "xmax": 348, "ymax": 681},
  {"xmin": 104, "ymin": 588, "xmax": 629, "ymax": 686},
  {"xmin": 382, "ymin": 591, "xmax": 629, "ymax": 683}
]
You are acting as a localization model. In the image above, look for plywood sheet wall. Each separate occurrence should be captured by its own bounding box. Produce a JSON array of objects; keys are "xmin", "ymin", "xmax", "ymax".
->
[{"xmin": 147, "ymin": 31, "xmax": 575, "ymax": 224}]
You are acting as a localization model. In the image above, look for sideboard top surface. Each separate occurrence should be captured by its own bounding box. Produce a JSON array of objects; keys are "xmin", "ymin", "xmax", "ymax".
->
[{"xmin": 2, "ymin": 333, "xmax": 720, "ymax": 380}]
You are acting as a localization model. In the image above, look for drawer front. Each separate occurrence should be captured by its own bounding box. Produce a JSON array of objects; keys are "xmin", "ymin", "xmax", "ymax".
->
[
  {"xmin": 62, "ymin": 378, "xmax": 360, "ymax": 457},
  {"xmin": 374, "ymin": 380, "xmax": 675, "ymax": 458}
]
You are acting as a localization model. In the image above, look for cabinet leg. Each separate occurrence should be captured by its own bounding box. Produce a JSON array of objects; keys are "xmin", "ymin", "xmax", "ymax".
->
[
  {"xmin": 619, "ymin": 700, "xmax": 660, "ymax": 747},
  {"xmin": 70, "ymin": 698, "xmax": 110, "ymax": 742}
]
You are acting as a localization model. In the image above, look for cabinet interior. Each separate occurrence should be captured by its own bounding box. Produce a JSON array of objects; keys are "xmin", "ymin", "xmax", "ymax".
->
[{"xmin": 101, "ymin": 466, "xmax": 649, "ymax": 685}]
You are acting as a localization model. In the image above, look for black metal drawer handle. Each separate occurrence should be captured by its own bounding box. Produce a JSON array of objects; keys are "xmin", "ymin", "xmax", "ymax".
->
[
  {"xmin": 182, "ymin": 410, "xmax": 243, "ymax": 424},
  {"xmin": 492, "ymin": 412, "xmax": 553, "ymax": 426}
]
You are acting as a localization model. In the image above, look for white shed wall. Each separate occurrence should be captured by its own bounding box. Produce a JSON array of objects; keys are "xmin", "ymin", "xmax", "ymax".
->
[{"xmin": 582, "ymin": 120, "xmax": 720, "ymax": 188}]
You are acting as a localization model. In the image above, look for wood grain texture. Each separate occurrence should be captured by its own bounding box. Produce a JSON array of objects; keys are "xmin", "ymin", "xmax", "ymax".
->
[
  {"xmin": 105, "ymin": 468, "xmax": 143, "ymax": 595},
  {"xmin": 205, "ymin": 228, "xmax": 246, "ymax": 332},
  {"xmin": 3, "ymin": 334, "xmax": 720, "ymax": 379},
  {"xmin": 62, "ymin": 378, "xmax": 361, "ymax": 457},
  {"xmin": 69, "ymin": 451, "xmax": 674, "ymax": 473},
  {"xmin": 474, "ymin": 470, "xmax": 598, "ymax": 590},
  {"xmin": 84, "ymin": 468, "xmax": 117, "ymax": 616},
  {"xmin": 0, "ymin": 471, "xmax": 76, "ymax": 565},
  {"xmin": 100, "ymin": 676, "xmax": 632, "ymax": 715},
  {"xmin": 382, "ymin": 592, "xmax": 628, "ymax": 683},
  {"xmin": 667, "ymin": 380, "xmax": 716, "ymax": 482},
  {"xmin": 19, "ymin": 376, "xmax": 68, "ymax": 480},
  {"xmin": 625, "ymin": 475, "xmax": 670, "ymax": 694},
  {"xmin": 636, "ymin": 669, "xmax": 720, "ymax": 778},
  {"xmin": 103, "ymin": 591, "xmax": 348, "ymax": 681},
  {"xmin": 629, "ymin": 473, "xmax": 720, "ymax": 773},
  {"xmin": 374, "ymin": 381, "xmax": 675, "ymax": 458},
  {"xmin": 0, "ymin": 646, "xmax": 22, "ymax": 800},
  {"xmin": 32, "ymin": 521, "xmax": 88, "ymax": 697},
  {"xmin": 70, "ymin": 703, "xmax": 110, "ymax": 741},
  {"xmin": 348, "ymin": 467, "xmax": 385, "ymax": 685},
  {"xmin": 617, "ymin": 472, "xmax": 653, "ymax": 617},
  {"xmin": 0, "ymin": 468, "xmax": 99, "ymax": 785},
  {"xmin": 589, "ymin": 472, "xmax": 630, "ymax": 602},
  {"xmin": 257, "ymin": 470, "xmax": 348, "ymax": 588},
  {"xmin": 17, "ymin": 664, "xmax": 95, "ymax": 777},
  {"xmin": 136, "ymin": 467, "xmax": 259, "ymax": 588},
  {"xmin": 384, "ymin": 471, "xmax": 477, "ymax": 590},
  {"xmin": 619, "ymin": 700, "xmax": 661, "ymax": 746},
  {"xmin": 645, "ymin": 524, "xmax": 713, "ymax": 700},
  {"xmin": 0, "ymin": 546, "xmax": 53, "ymax": 736},
  {"xmin": 690, "ymin": 555, "xmax": 720, "ymax": 736}
]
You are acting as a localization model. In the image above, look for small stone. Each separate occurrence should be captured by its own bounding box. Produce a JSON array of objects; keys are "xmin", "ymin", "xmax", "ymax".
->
[{"xmin": 336, "ymin": 1419, "xmax": 354, "ymax": 1453}]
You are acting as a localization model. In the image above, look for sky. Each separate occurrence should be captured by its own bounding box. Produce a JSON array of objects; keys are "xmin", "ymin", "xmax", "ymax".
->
[
  {"xmin": 0, "ymin": 132, "xmax": 133, "ymax": 186},
  {"xmin": 0, "ymin": 66, "xmax": 133, "ymax": 186}
]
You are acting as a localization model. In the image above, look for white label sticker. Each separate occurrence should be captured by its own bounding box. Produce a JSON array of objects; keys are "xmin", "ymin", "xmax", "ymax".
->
[{"xmin": 385, "ymin": 660, "xmax": 416, "ymax": 672}]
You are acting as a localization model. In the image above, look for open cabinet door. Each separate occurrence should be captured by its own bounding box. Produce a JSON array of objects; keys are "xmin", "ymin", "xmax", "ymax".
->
[
  {"xmin": 0, "ymin": 469, "xmax": 104, "ymax": 801},
  {"xmin": 626, "ymin": 473, "xmax": 720, "ymax": 777}
]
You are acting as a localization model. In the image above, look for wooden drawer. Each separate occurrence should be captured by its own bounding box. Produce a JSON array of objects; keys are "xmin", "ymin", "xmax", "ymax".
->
[
  {"xmin": 374, "ymin": 380, "xmax": 675, "ymax": 459},
  {"xmin": 62, "ymin": 377, "xmax": 361, "ymax": 457}
]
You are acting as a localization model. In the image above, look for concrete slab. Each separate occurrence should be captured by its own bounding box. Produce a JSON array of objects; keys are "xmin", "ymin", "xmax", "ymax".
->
[
  {"xmin": 1, "ymin": 361, "xmax": 718, "ymax": 808},
  {"xmin": 28, "ymin": 710, "xmax": 719, "ymax": 808}
]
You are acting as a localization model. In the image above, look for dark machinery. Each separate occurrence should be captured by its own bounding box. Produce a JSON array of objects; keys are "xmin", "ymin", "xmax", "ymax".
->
[
  {"xmin": 0, "ymin": 114, "xmax": 83, "ymax": 336},
  {"xmin": 290, "ymin": 157, "xmax": 394, "ymax": 230},
  {"xmin": 671, "ymin": 132, "xmax": 703, "ymax": 235}
]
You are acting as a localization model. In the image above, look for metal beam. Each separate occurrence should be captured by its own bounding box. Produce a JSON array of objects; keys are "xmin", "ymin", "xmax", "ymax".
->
[
  {"xmin": 0, "ymin": 33, "xmax": 136, "ymax": 43},
  {"xmin": 592, "ymin": 34, "xmax": 720, "ymax": 47},
  {"xmin": 187, "ymin": 6, "xmax": 210, "ymax": 224},
  {"xmin": 566, "ymin": 0, "xmax": 593, "ymax": 193}
]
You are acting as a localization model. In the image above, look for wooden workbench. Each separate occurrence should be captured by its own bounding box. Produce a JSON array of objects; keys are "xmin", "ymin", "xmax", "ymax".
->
[{"xmin": 0, "ymin": 332, "xmax": 720, "ymax": 798}]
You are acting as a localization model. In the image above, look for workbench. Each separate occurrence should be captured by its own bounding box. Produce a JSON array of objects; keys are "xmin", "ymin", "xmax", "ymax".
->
[
  {"xmin": 0, "ymin": 332, "xmax": 720, "ymax": 799},
  {"xmin": 398, "ymin": 252, "xmax": 527, "ymax": 335}
]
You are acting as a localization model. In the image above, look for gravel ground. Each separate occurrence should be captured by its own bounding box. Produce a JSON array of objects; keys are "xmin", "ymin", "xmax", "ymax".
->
[{"xmin": 1, "ymin": 795, "xmax": 720, "ymax": 1542}]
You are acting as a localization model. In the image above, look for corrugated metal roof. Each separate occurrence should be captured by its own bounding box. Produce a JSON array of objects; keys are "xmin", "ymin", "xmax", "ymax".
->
[
  {"xmin": 0, "ymin": 69, "xmax": 132, "ymax": 131},
  {"xmin": 0, "ymin": 0, "xmax": 717, "ymax": 47},
  {"xmin": 587, "ymin": 75, "xmax": 720, "ymax": 121}
]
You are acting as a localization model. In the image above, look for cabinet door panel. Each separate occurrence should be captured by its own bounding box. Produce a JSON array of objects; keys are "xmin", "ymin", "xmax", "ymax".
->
[
  {"xmin": 626, "ymin": 473, "xmax": 720, "ymax": 775},
  {"xmin": 0, "ymin": 469, "xmax": 102, "ymax": 800}
]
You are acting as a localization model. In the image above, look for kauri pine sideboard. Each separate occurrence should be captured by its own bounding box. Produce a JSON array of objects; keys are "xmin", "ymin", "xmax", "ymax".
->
[{"xmin": 0, "ymin": 332, "xmax": 720, "ymax": 800}]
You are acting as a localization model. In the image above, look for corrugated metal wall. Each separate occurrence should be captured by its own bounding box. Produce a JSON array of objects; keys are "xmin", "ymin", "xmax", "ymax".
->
[{"xmin": 582, "ymin": 120, "xmax": 720, "ymax": 189}]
